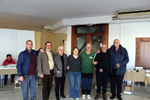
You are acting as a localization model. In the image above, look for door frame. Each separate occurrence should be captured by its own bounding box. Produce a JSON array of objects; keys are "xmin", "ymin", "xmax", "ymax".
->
[
  {"xmin": 135, "ymin": 38, "xmax": 150, "ymax": 67},
  {"xmin": 71, "ymin": 24, "xmax": 109, "ymax": 54}
]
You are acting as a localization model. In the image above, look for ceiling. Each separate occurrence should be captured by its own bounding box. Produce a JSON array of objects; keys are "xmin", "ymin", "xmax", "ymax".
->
[{"xmin": 0, "ymin": 0, "xmax": 150, "ymax": 30}]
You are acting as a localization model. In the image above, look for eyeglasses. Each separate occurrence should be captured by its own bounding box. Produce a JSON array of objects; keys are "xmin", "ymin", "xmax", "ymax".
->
[
  {"xmin": 47, "ymin": 45, "xmax": 52, "ymax": 46},
  {"xmin": 74, "ymin": 50, "xmax": 78, "ymax": 52},
  {"xmin": 86, "ymin": 46, "xmax": 92, "ymax": 48}
]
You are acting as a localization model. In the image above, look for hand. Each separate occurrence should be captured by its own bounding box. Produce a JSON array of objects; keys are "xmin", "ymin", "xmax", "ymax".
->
[
  {"xmin": 67, "ymin": 66, "xmax": 69, "ymax": 70},
  {"xmin": 116, "ymin": 63, "xmax": 120, "ymax": 68},
  {"xmin": 19, "ymin": 76, "xmax": 24, "ymax": 81},
  {"xmin": 40, "ymin": 74, "xmax": 44, "ymax": 78},
  {"xmin": 96, "ymin": 49, "xmax": 100, "ymax": 53},
  {"xmin": 93, "ymin": 61, "xmax": 98, "ymax": 65},
  {"xmin": 57, "ymin": 71, "xmax": 61, "ymax": 74},
  {"xmin": 40, "ymin": 49, "xmax": 44, "ymax": 53},
  {"xmin": 99, "ymin": 68, "xmax": 103, "ymax": 72}
]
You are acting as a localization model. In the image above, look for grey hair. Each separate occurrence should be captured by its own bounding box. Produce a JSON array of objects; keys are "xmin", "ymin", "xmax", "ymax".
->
[
  {"xmin": 58, "ymin": 46, "xmax": 64, "ymax": 51},
  {"xmin": 114, "ymin": 39, "xmax": 120, "ymax": 43}
]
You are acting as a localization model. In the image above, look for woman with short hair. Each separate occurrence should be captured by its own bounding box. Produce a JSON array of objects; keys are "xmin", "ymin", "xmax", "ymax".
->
[
  {"xmin": 67, "ymin": 47, "xmax": 82, "ymax": 100},
  {"xmin": 54, "ymin": 46, "xmax": 67, "ymax": 100}
]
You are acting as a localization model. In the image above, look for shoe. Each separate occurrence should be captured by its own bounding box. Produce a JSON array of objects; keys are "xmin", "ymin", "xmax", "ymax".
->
[
  {"xmin": 103, "ymin": 93, "xmax": 107, "ymax": 100},
  {"xmin": 4, "ymin": 82, "xmax": 7, "ymax": 85},
  {"xmin": 61, "ymin": 94, "xmax": 66, "ymax": 98},
  {"xmin": 94, "ymin": 93, "xmax": 100, "ymax": 100},
  {"xmin": 117, "ymin": 97, "xmax": 122, "ymax": 100},
  {"xmin": 110, "ymin": 95, "xmax": 115, "ymax": 99},
  {"xmin": 87, "ymin": 95, "xmax": 91, "ymax": 99},
  {"xmin": 11, "ymin": 80, "xmax": 14, "ymax": 82},
  {"xmin": 76, "ymin": 98, "xmax": 79, "ymax": 100},
  {"xmin": 56, "ymin": 97, "xmax": 60, "ymax": 100},
  {"xmin": 82, "ymin": 94, "xmax": 86, "ymax": 99},
  {"xmin": 4, "ymin": 83, "xmax": 7, "ymax": 85}
]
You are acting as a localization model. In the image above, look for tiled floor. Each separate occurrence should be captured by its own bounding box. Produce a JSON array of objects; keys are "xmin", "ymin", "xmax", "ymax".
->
[{"xmin": 0, "ymin": 78, "xmax": 150, "ymax": 100}]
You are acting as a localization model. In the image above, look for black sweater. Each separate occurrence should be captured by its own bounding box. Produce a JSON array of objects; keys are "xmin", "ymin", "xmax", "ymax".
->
[
  {"xmin": 67, "ymin": 55, "xmax": 82, "ymax": 72},
  {"xmin": 94, "ymin": 51, "xmax": 111, "ymax": 73}
]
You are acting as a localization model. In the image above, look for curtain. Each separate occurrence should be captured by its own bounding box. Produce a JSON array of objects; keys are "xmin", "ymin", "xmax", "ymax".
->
[{"xmin": 140, "ymin": 42, "xmax": 150, "ymax": 69}]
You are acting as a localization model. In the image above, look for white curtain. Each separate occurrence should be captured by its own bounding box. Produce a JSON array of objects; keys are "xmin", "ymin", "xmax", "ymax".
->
[{"xmin": 140, "ymin": 42, "xmax": 150, "ymax": 69}]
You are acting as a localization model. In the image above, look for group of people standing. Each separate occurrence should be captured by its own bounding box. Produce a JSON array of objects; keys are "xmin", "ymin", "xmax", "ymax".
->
[{"xmin": 16, "ymin": 39, "xmax": 129, "ymax": 100}]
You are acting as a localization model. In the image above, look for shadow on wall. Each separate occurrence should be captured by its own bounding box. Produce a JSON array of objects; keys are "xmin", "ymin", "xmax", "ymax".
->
[{"xmin": 35, "ymin": 30, "xmax": 67, "ymax": 54}]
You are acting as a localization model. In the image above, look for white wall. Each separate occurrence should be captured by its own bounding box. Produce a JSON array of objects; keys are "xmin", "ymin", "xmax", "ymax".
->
[
  {"xmin": 0, "ymin": 29, "xmax": 35, "ymax": 65},
  {"xmin": 16, "ymin": 30, "xmax": 35, "ymax": 59},
  {"xmin": 109, "ymin": 22, "xmax": 150, "ymax": 69},
  {"xmin": 108, "ymin": 24, "xmax": 121, "ymax": 47}
]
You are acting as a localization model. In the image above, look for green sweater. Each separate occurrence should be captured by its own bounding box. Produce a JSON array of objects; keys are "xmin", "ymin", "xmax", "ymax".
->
[{"xmin": 80, "ymin": 51, "xmax": 95, "ymax": 73}]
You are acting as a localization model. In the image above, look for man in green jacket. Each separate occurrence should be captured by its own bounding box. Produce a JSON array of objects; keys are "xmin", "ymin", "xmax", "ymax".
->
[{"xmin": 80, "ymin": 43, "xmax": 95, "ymax": 99}]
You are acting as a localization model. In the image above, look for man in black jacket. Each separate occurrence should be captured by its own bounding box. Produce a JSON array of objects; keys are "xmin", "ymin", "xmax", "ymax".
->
[{"xmin": 93, "ymin": 44, "xmax": 111, "ymax": 100}]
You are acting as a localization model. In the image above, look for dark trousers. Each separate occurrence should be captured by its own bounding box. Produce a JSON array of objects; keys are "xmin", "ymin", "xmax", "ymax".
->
[
  {"xmin": 42, "ymin": 70, "xmax": 54, "ymax": 100},
  {"xmin": 110, "ymin": 69, "xmax": 124, "ymax": 98},
  {"xmin": 82, "ymin": 73, "xmax": 93, "ymax": 95},
  {"xmin": 4, "ymin": 74, "xmax": 15, "ymax": 84},
  {"xmin": 96, "ymin": 70, "xmax": 109, "ymax": 94},
  {"xmin": 55, "ymin": 76, "xmax": 66, "ymax": 97}
]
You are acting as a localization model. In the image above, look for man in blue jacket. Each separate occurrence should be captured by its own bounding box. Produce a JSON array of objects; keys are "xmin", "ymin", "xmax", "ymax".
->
[
  {"xmin": 109, "ymin": 39, "xmax": 129, "ymax": 100},
  {"xmin": 17, "ymin": 40, "xmax": 43, "ymax": 100}
]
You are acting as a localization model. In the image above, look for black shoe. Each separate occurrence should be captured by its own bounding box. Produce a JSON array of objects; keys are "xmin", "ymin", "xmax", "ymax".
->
[
  {"xmin": 56, "ymin": 97, "xmax": 60, "ymax": 100},
  {"xmin": 117, "ymin": 97, "xmax": 122, "ymax": 100},
  {"xmin": 61, "ymin": 94, "xmax": 66, "ymax": 98},
  {"xmin": 110, "ymin": 95, "xmax": 115, "ymax": 99},
  {"xmin": 11, "ymin": 80, "xmax": 14, "ymax": 82}
]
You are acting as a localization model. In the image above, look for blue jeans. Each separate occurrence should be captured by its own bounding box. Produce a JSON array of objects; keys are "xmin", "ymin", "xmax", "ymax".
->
[
  {"xmin": 21, "ymin": 75, "xmax": 37, "ymax": 100},
  {"xmin": 68, "ymin": 72, "xmax": 81, "ymax": 98},
  {"xmin": 82, "ymin": 73, "xmax": 93, "ymax": 95}
]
